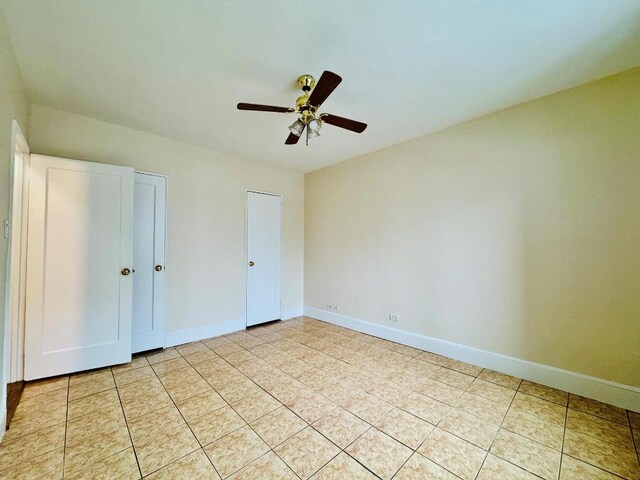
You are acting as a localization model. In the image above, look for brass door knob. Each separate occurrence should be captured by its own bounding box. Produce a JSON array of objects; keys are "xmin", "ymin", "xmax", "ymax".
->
[
  {"xmin": 249, "ymin": 261, "xmax": 255, "ymax": 267},
  {"xmin": 121, "ymin": 268, "xmax": 131, "ymax": 276},
  {"xmin": 155, "ymin": 265, "xmax": 163, "ymax": 272}
]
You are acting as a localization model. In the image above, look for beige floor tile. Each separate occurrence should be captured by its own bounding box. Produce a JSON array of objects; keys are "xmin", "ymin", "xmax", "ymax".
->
[
  {"xmin": 113, "ymin": 365, "xmax": 156, "ymax": 388},
  {"xmin": 231, "ymin": 392, "xmax": 281, "ymax": 422},
  {"xmin": 69, "ymin": 375, "xmax": 116, "ymax": 401},
  {"xmin": 176, "ymin": 389, "xmax": 227, "ymax": 423},
  {"xmin": 215, "ymin": 377, "xmax": 263, "ymax": 403},
  {"xmin": 569, "ymin": 394, "xmax": 630, "ymax": 425},
  {"xmin": 417, "ymin": 428, "xmax": 486, "ymax": 480},
  {"xmin": 563, "ymin": 429, "xmax": 640, "ymax": 480},
  {"xmin": 490, "ymin": 429, "xmax": 561, "ymax": 480},
  {"xmin": 286, "ymin": 390, "xmax": 337, "ymax": 423},
  {"xmin": 454, "ymin": 391, "xmax": 509, "ymax": 425},
  {"xmin": 312, "ymin": 407, "xmax": 369, "ymax": 449},
  {"xmin": 21, "ymin": 376, "xmax": 68, "ymax": 400},
  {"xmin": 346, "ymin": 428, "xmax": 412, "ymax": 480},
  {"xmin": 309, "ymin": 452, "xmax": 377, "ymax": 480},
  {"xmin": 467, "ymin": 378, "xmax": 516, "ymax": 406},
  {"xmin": 0, "ymin": 447, "xmax": 64, "ymax": 480},
  {"xmin": 340, "ymin": 391, "xmax": 394, "ymax": 424},
  {"xmin": 69, "ymin": 368, "xmax": 113, "ymax": 386},
  {"xmin": 183, "ymin": 349, "xmax": 220, "ymax": 366},
  {"xmin": 439, "ymin": 408, "xmax": 499, "ymax": 449},
  {"xmin": 152, "ymin": 357, "xmax": 191, "ymax": 376},
  {"xmin": 364, "ymin": 379, "xmax": 411, "ymax": 406},
  {"xmin": 64, "ymin": 406, "xmax": 131, "ymax": 475},
  {"xmin": 398, "ymin": 392, "xmax": 450, "ymax": 425},
  {"xmin": 64, "ymin": 447, "xmax": 139, "ymax": 479},
  {"xmin": 477, "ymin": 369, "xmax": 522, "ymax": 390},
  {"xmin": 275, "ymin": 427, "xmax": 340, "ymax": 479},
  {"xmin": 416, "ymin": 378, "xmax": 465, "ymax": 406},
  {"xmin": 415, "ymin": 351, "xmax": 449, "ymax": 366},
  {"xmin": 251, "ymin": 406, "xmax": 307, "ymax": 448},
  {"xmin": 67, "ymin": 388, "xmax": 120, "ymax": 420},
  {"xmin": 229, "ymin": 451, "xmax": 297, "ymax": 480},
  {"xmin": 128, "ymin": 404, "xmax": 186, "ymax": 445},
  {"xmin": 443, "ymin": 359, "xmax": 482, "ymax": 377},
  {"xmin": 560, "ymin": 454, "xmax": 624, "ymax": 480},
  {"xmin": 431, "ymin": 368, "xmax": 475, "ymax": 390},
  {"xmin": 189, "ymin": 405, "xmax": 246, "ymax": 446},
  {"xmin": 567, "ymin": 408, "xmax": 635, "ymax": 450},
  {"xmin": 134, "ymin": 423, "xmax": 200, "ymax": 476},
  {"xmin": 477, "ymin": 453, "xmax": 540, "ymax": 480},
  {"xmin": 145, "ymin": 348, "xmax": 180, "ymax": 364},
  {"xmin": 111, "ymin": 356, "xmax": 149, "ymax": 373},
  {"xmin": 175, "ymin": 341, "xmax": 209, "ymax": 356},
  {"xmin": 502, "ymin": 408, "xmax": 565, "ymax": 450},
  {"xmin": 3, "ymin": 396, "xmax": 67, "ymax": 440},
  {"xmin": 393, "ymin": 452, "xmax": 459, "ymax": 480},
  {"xmin": 162, "ymin": 376, "xmax": 212, "ymax": 403},
  {"xmin": 204, "ymin": 425, "xmax": 270, "ymax": 478},
  {"xmin": 224, "ymin": 349, "xmax": 258, "ymax": 366},
  {"xmin": 375, "ymin": 408, "xmax": 435, "ymax": 450},
  {"xmin": 510, "ymin": 392, "xmax": 567, "ymax": 426},
  {"xmin": 145, "ymin": 449, "xmax": 220, "ymax": 480},
  {"xmin": 629, "ymin": 411, "xmax": 640, "ymax": 429},
  {"xmin": 0, "ymin": 423, "xmax": 65, "ymax": 471},
  {"xmin": 519, "ymin": 380, "xmax": 569, "ymax": 406}
]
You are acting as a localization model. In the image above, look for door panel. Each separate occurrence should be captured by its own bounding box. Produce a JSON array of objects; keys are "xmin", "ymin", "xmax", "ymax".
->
[
  {"xmin": 246, "ymin": 191, "xmax": 282, "ymax": 327},
  {"xmin": 132, "ymin": 173, "xmax": 166, "ymax": 353},
  {"xmin": 24, "ymin": 155, "xmax": 134, "ymax": 380}
]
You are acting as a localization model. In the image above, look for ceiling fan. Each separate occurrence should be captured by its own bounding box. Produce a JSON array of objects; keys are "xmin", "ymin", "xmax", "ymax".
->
[{"xmin": 237, "ymin": 71, "xmax": 367, "ymax": 145}]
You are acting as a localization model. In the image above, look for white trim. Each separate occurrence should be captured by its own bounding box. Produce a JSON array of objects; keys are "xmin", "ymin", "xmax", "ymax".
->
[
  {"xmin": 0, "ymin": 411, "xmax": 5, "ymax": 443},
  {"xmin": 164, "ymin": 317, "xmax": 245, "ymax": 347},
  {"xmin": 304, "ymin": 306, "xmax": 640, "ymax": 412},
  {"xmin": 281, "ymin": 306, "xmax": 303, "ymax": 320},
  {"xmin": 3, "ymin": 120, "xmax": 30, "ymax": 428}
]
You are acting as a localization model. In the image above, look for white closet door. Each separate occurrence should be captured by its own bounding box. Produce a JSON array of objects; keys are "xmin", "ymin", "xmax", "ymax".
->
[
  {"xmin": 246, "ymin": 191, "xmax": 282, "ymax": 327},
  {"xmin": 132, "ymin": 172, "xmax": 167, "ymax": 353},
  {"xmin": 24, "ymin": 154, "xmax": 134, "ymax": 380}
]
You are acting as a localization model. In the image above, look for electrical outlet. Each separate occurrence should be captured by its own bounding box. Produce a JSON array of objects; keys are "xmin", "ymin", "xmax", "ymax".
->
[
  {"xmin": 327, "ymin": 304, "xmax": 340, "ymax": 312},
  {"xmin": 389, "ymin": 313, "xmax": 399, "ymax": 322}
]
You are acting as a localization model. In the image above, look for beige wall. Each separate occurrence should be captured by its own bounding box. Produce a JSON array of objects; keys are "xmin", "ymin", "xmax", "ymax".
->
[
  {"xmin": 0, "ymin": 8, "xmax": 30, "ymax": 418},
  {"xmin": 29, "ymin": 105, "xmax": 304, "ymax": 335},
  {"xmin": 305, "ymin": 67, "xmax": 640, "ymax": 387}
]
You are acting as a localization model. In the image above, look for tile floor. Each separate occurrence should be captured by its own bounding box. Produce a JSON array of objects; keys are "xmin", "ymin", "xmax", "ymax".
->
[{"xmin": 1, "ymin": 316, "xmax": 639, "ymax": 479}]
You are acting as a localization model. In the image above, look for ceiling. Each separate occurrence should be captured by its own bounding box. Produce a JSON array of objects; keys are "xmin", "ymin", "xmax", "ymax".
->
[{"xmin": 2, "ymin": 1, "xmax": 640, "ymax": 172}]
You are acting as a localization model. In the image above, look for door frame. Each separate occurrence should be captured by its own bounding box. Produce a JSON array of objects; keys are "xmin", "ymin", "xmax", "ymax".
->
[
  {"xmin": 245, "ymin": 190, "xmax": 283, "ymax": 328},
  {"xmin": 2, "ymin": 120, "xmax": 30, "ymax": 413},
  {"xmin": 133, "ymin": 171, "xmax": 168, "ymax": 352}
]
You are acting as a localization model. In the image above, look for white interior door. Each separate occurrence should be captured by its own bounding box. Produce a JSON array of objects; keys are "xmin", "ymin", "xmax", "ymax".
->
[
  {"xmin": 132, "ymin": 172, "xmax": 167, "ymax": 353},
  {"xmin": 24, "ymin": 154, "xmax": 134, "ymax": 380},
  {"xmin": 246, "ymin": 191, "xmax": 282, "ymax": 327}
]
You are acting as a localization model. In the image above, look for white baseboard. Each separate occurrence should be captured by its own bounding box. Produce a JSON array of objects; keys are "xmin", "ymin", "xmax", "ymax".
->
[
  {"xmin": 0, "ymin": 410, "xmax": 5, "ymax": 443},
  {"xmin": 304, "ymin": 306, "xmax": 640, "ymax": 412},
  {"xmin": 281, "ymin": 306, "xmax": 303, "ymax": 320},
  {"xmin": 164, "ymin": 317, "xmax": 245, "ymax": 348}
]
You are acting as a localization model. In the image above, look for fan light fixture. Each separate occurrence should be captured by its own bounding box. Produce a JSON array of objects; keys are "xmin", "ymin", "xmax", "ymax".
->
[
  {"xmin": 307, "ymin": 118, "xmax": 322, "ymax": 138},
  {"xmin": 288, "ymin": 119, "xmax": 305, "ymax": 137},
  {"xmin": 237, "ymin": 71, "xmax": 368, "ymax": 146}
]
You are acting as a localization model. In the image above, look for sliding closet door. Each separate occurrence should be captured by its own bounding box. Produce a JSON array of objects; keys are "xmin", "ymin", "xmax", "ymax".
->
[{"xmin": 24, "ymin": 154, "xmax": 135, "ymax": 380}]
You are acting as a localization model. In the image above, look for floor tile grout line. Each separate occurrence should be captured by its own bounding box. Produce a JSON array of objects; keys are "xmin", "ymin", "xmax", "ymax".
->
[
  {"xmin": 109, "ymin": 366, "xmax": 143, "ymax": 479},
  {"xmin": 60, "ymin": 376, "xmax": 70, "ymax": 478}
]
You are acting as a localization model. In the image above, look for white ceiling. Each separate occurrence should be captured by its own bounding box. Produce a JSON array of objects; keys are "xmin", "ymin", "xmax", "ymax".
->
[{"xmin": 3, "ymin": 1, "xmax": 640, "ymax": 172}]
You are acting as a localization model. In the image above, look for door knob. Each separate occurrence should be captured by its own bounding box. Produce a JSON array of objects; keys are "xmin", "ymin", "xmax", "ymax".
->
[
  {"xmin": 121, "ymin": 268, "xmax": 131, "ymax": 276},
  {"xmin": 249, "ymin": 261, "xmax": 255, "ymax": 267},
  {"xmin": 155, "ymin": 265, "xmax": 163, "ymax": 272}
]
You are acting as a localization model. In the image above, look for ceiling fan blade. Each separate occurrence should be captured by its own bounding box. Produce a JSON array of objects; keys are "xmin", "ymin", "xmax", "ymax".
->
[
  {"xmin": 307, "ymin": 71, "xmax": 342, "ymax": 108},
  {"xmin": 285, "ymin": 124, "xmax": 305, "ymax": 145},
  {"xmin": 237, "ymin": 103, "xmax": 295, "ymax": 113},
  {"xmin": 321, "ymin": 114, "xmax": 367, "ymax": 133}
]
